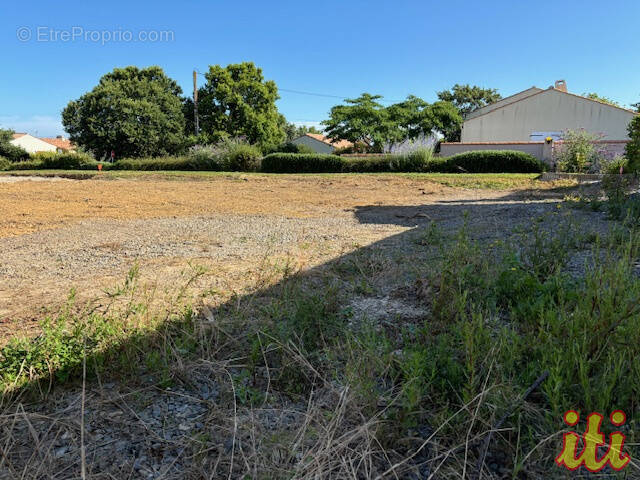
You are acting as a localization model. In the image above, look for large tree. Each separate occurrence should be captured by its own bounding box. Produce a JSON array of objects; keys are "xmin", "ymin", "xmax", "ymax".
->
[
  {"xmin": 187, "ymin": 62, "xmax": 285, "ymax": 148},
  {"xmin": 436, "ymin": 84, "xmax": 502, "ymax": 117},
  {"xmin": 62, "ymin": 66, "xmax": 186, "ymax": 158},
  {"xmin": 323, "ymin": 93, "xmax": 462, "ymax": 151},
  {"xmin": 0, "ymin": 128, "xmax": 28, "ymax": 162},
  {"xmin": 436, "ymin": 84, "xmax": 501, "ymax": 141},
  {"xmin": 322, "ymin": 93, "xmax": 393, "ymax": 152}
]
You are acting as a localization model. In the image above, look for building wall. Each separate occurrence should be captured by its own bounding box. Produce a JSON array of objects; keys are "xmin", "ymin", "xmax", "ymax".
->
[
  {"xmin": 440, "ymin": 142, "xmax": 545, "ymax": 160},
  {"xmin": 10, "ymin": 134, "xmax": 58, "ymax": 153},
  {"xmin": 291, "ymin": 136, "xmax": 334, "ymax": 154},
  {"xmin": 462, "ymin": 89, "xmax": 636, "ymax": 142}
]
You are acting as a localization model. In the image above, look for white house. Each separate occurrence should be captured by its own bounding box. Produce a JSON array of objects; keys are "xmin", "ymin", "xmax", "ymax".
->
[
  {"xmin": 461, "ymin": 81, "xmax": 636, "ymax": 142},
  {"xmin": 291, "ymin": 133, "xmax": 353, "ymax": 154},
  {"xmin": 441, "ymin": 81, "xmax": 638, "ymax": 161},
  {"xmin": 10, "ymin": 133, "xmax": 74, "ymax": 154}
]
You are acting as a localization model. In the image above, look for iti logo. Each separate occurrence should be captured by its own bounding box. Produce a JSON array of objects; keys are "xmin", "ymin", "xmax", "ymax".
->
[{"xmin": 555, "ymin": 410, "xmax": 630, "ymax": 472}]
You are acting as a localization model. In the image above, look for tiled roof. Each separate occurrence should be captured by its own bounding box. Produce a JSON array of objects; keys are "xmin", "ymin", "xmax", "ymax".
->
[
  {"xmin": 40, "ymin": 137, "xmax": 73, "ymax": 151},
  {"xmin": 12, "ymin": 133, "xmax": 26, "ymax": 139},
  {"xmin": 304, "ymin": 133, "xmax": 353, "ymax": 150}
]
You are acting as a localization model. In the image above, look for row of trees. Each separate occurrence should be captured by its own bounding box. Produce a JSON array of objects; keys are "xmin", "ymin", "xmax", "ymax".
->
[{"xmin": 61, "ymin": 62, "xmax": 504, "ymax": 158}]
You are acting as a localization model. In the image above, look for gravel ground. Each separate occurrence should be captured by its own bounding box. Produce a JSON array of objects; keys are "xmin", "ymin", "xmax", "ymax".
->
[{"xmin": 0, "ymin": 175, "xmax": 616, "ymax": 478}]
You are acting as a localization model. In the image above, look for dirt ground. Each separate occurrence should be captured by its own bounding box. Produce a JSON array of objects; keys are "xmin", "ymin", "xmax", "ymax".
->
[{"xmin": 0, "ymin": 173, "xmax": 573, "ymax": 341}]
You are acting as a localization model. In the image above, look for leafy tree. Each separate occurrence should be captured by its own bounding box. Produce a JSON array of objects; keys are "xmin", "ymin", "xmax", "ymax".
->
[
  {"xmin": 188, "ymin": 62, "xmax": 285, "ymax": 148},
  {"xmin": 62, "ymin": 66, "xmax": 186, "ymax": 158},
  {"xmin": 583, "ymin": 92, "xmax": 621, "ymax": 107},
  {"xmin": 625, "ymin": 116, "xmax": 640, "ymax": 172},
  {"xmin": 0, "ymin": 128, "xmax": 28, "ymax": 161},
  {"xmin": 322, "ymin": 93, "xmax": 390, "ymax": 151},
  {"xmin": 437, "ymin": 84, "xmax": 502, "ymax": 117},
  {"xmin": 282, "ymin": 123, "xmax": 322, "ymax": 142},
  {"xmin": 387, "ymin": 96, "xmax": 462, "ymax": 144}
]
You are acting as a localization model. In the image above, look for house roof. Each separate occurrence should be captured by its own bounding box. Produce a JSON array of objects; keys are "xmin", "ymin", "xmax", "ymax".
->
[
  {"xmin": 40, "ymin": 137, "xmax": 73, "ymax": 151},
  {"xmin": 12, "ymin": 133, "xmax": 26, "ymax": 139},
  {"xmin": 466, "ymin": 86, "xmax": 638, "ymax": 122},
  {"xmin": 302, "ymin": 133, "xmax": 353, "ymax": 150}
]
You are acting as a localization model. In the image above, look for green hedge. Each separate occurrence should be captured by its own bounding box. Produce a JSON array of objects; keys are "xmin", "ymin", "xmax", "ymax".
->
[
  {"xmin": 431, "ymin": 150, "xmax": 543, "ymax": 173},
  {"xmin": 9, "ymin": 152, "xmax": 100, "ymax": 170},
  {"xmin": 261, "ymin": 153, "xmax": 344, "ymax": 173},
  {"xmin": 262, "ymin": 150, "xmax": 543, "ymax": 174},
  {"xmin": 110, "ymin": 156, "xmax": 218, "ymax": 171},
  {"xmin": 0, "ymin": 156, "xmax": 10, "ymax": 171}
]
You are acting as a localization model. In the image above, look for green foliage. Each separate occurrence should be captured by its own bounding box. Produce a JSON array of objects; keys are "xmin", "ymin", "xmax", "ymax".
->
[
  {"xmin": 29, "ymin": 151, "xmax": 98, "ymax": 169},
  {"xmin": 262, "ymin": 149, "xmax": 541, "ymax": 174},
  {"xmin": 583, "ymin": 92, "xmax": 621, "ymax": 107},
  {"xmin": 283, "ymin": 123, "xmax": 322, "ymax": 143},
  {"xmin": 268, "ymin": 141, "xmax": 315, "ymax": 154},
  {"xmin": 0, "ymin": 128, "xmax": 29, "ymax": 162},
  {"xmin": 111, "ymin": 156, "xmax": 217, "ymax": 171},
  {"xmin": 435, "ymin": 150, "xmax": 544, "ymax": 173},
  {"xmin": 322, "ymin": 93, "xmax": 462, "ymax": 150},
  {"xmin": 220, "ymin": 140, "xmax": 262, "ymax": 172},
  {"xmin": 625, "ymin": 115, "xmax": 640, "ymax": 172},
  {"xmin": 261, "ymin": 153, "xmax": 343, "ymax": 173},
  {"xmin": 62, "ymin": 66, "xmax": 186, "ymax": 158},
  {"xmin": 0, "ymin": 156, "xmax": 10, "ymax": 171},
  {"xmin": 554, "ymin": 129, "xmax": 604, "ymax": 173},
  {"xmin": 188, "ymin": 62, "xmax": 285, "ymax": 149}
]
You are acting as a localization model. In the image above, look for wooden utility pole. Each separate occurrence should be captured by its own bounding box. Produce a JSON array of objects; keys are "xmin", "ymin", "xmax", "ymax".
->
[{"xmin": 193, "ymin": 70, "xmax": 199, "ymax": 135}]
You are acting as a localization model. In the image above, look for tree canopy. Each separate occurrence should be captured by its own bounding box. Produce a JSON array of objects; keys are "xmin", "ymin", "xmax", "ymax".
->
[
  {"xmin": 62, "ymin": 66, "xmax": 186, "ymax": 158},
  {"xmin": 0, "ymin": 128, "xmax": 28, "ymax": 161},
  {"xmin": 436, "ymin": 84, "xmax": 502, "ymax": 117},
  {"xmin": 322, "ymin": 93, "xmax": 462, "ymax": 151},
  {"xmin": 187, "ymin": 62, "xmax": 285, "ymax": 148},
  {"xmin": 626, "ymin": 115, "xmax": 640, "ymax": 171},
  {"xmin": 583, "ymin": 92, "xmax": 621, "ymax": 107}
]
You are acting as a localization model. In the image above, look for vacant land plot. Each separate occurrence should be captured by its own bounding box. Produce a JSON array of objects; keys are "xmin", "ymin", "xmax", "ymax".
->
[{"xmin": 3, "ymin": 172, "xmax": 636, "ymax": 479}]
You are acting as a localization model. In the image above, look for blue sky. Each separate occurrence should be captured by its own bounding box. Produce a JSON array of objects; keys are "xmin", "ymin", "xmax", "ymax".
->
[{"xmin": 1, "ymin": 0, "xmax": 639, "ymax": 137}]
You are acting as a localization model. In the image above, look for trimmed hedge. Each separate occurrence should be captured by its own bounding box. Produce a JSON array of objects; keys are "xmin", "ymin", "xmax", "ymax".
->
[
  {"xmin": 261, "ymin": 153, "xmax": 344, "ymax": 173},
  {"xmin": 262, "ymin": 150, "xmax": 544, "ymax": 174},
  {"xmin": 110, "ymin": 156, "xmax": 219, "ymax": 171},
  {"xmin": 9, "ymin": 152, "xmax": 100, "ymax": 170},
  {"xmin": 432, "ymin": 150, "xmax": 544, "ymax": 173}
]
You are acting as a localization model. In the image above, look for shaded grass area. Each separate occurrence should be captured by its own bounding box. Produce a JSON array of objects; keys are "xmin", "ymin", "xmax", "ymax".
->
[
  {"xmin": 2, "ymin": 197, "xmax": 639, "ymax": 477},
  {"xmin": 1, "ymin": 170, "xmax": 572, "ymax": 190}
]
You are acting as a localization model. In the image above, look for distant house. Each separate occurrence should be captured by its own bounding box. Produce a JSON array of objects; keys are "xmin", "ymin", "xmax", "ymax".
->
[
  {"xmin": 10, "ymin": 133, "xmax": 74, "ymax": 154},
  {"xmin": 291, "ymin": 133, "xmax": 353, "ymax": 154},
  {"xmin": 441, "ymin": 80, "xmax": 638, "ymax": 161}
]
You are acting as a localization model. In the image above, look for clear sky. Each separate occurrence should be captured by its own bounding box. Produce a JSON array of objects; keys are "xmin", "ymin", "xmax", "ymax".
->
[{"xmin": 1, "ymin": 0, "xmax": 639, "ymax": 137}]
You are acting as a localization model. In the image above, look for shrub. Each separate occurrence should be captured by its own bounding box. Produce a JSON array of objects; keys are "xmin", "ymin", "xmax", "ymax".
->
[
  {"xmin": 269, "ymin": 142, "xmax": 315, "ymax": 154},
  {"xmin": 0, "ymin": 129, "xmax": 29, "ymax": 162},
  {"xmin": 0, "ymin": 156, "xmax": 10, "ymax": 171},
  {"xmin": 389, "ymin": 148, "xmax": 435, "ymax": 172},
  {"xmin": 626, "ymin": 116, "xmax": 640, "ymax": 172},
  {"xmin": 220, "ymin": 141, "xmax": 262, "ymax": 172},
  {"xmin": 261, "ymin": 153, "xmax": 343, "ymax": 173},
  {"xmin": 432, "ymin": 150, "xmax": 543, "ymax": 173},
  {"xmin": 30, "ymin": 151, "xmax": 98, "ymax": 170},
  {"xmin": 186, "ymin": 145, "xmax": 223, "ymax": 170},
  {"xmin": 111, "ymin": 156, "xmax": 200, "ymax": 171},
  {"xmin": 8, "ymin": 159, "xmax": 43, "ymax": 170},
  {"xmin": 554, "ymin": 129, "xmax": 604, "ymax": 173},
  {"xmin": 601, "ymin": 155, "xmax": 629, "ymax": 174}
]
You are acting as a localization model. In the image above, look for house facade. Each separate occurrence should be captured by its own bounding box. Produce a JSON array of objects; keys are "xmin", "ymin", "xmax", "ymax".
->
[
  {"xmin": 291, "ymin": 133, "xmax": 352, "ymax": 154},
  {"xmin": 461, "ymin": 81, "xmax": 636, "ymax": 142},
  {"xmin": 10, "ymin": 133, "xmax": 73, "ymax": 154},
  {"xmin": 441, "ymin": 81, "xmax": 637, "ymax": 162}
]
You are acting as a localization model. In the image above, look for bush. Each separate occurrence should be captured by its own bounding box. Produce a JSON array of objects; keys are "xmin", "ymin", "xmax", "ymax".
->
[
  {"xmin": 111, "ymin": 156, "xmax": 206, "ymax": 171},
  {"xmin": 0, "ymin": 156, "xmax": 10, "ymax": 171},
  {"xmin": 29, "ymin": 151, "xmax": 98, "ymax": 170},
  {"xmin": 554, "ymin": 129, "xmax": 604, "ymax": 173},
  {"xmin": 0, "ymin": 142, "xmax": 29, "ymax": 162},
  {"xmin": 262, "ymin": 153, "xmax": 343, "ymax": 173},
  {"xmin": 269, "ymin": 142, "xmax": 315, "ymax": 154},
  {"xmin": 432, "ymin": 150, "xmax": 543, "ymax": 173},
  {"xmin": 626, "ymin": 116, "xmax": 640, "ymax": 172},
  {"xmin": 220, "ymin": 141, "xmax": 262, "ymax": 172},
  {"xmin": 186, "ymin": 145, "xmax": 223, "ymax": 170},
  {"xmin": 601, "ymin": 155, "xmax": 629, "ymax": 174}
]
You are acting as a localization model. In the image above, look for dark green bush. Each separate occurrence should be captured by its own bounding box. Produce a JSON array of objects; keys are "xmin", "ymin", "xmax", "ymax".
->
[
  {"xmin": 430, "ymin": 150, "xmax": 544, "ymax": 173},
  {"xmin": 0, "ymin": 140, "xmax": 28, "ymax": 162},
  {"xmin": 268, "ymin": 142, "xmax": 315, "ymax": 154},
  {"xmin": 261, "ymin": 153, "xmax": 344, "ymax": 173},
  {"xmin": 221, "ymin": 143, "xmax": 262, "ymax": 171},
  {"xmin": 30, "ymin": 151, "xmax": 98, "ymax": 170},
  {"xmin": 0, "ymin": 156, "xmax": 10, "ymax": 171},
  {"xmin": 8, "ymin": 160, "xmax": 43, "ymax": 170},
  {"xmin": 111, "ymin": 156, "xmax": 213, "ymax": 171}
]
